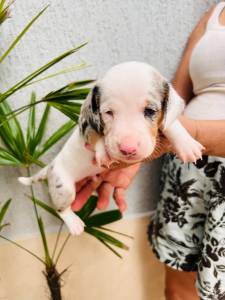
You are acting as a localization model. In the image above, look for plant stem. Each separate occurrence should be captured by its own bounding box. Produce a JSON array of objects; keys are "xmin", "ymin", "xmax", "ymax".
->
[
  {"xmin": 55, "ymin": 233, "xmax": 70, "ymax": 266},
  {"xmin": 26, "ymin": 167, "xmax": 63, "ymax": 300},
  {"xmin": 51, "ymin": 222, "xmax": 64, "ymax": 261},
  {"xmin": 45, "ymin": 265, "xmax": 62, "ymax": 300},
  {"xmin": 26, "ymin": 167, "xmax": 39, "ymax": 221}
]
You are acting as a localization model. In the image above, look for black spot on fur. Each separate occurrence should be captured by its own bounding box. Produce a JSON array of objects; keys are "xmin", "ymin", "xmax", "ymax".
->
[
  {"xmin": 91, "ymin": 86, "xmax": 101, "ymax": 113},
  {"xmin": 89, "ymin": 117, "xmax": 104, "ymax": 134},
  {"xmin": 79, "ymin": 85, "xmax": 105, "ymax": 137},
  {"xmin": 161, "ymin": 81, "xmax": 169, "ymax": 113},
  {"xmin": 56, "ymin": 184, "xmax": 62, "ymax": 188},
  {"xmin": 81, "ymin": 120, "xmax": 88, "ymax": 134}
]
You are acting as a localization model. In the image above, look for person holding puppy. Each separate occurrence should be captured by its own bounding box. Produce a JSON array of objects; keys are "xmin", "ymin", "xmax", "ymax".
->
[{"xmin": 73, "ymin": 2, "xmax": 225, "ymax": 299}]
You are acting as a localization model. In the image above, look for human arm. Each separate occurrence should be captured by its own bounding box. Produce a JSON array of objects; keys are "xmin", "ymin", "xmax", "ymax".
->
[{"xmin": 179, "ymin": 116, "xmax": 225, "ymax": 157}]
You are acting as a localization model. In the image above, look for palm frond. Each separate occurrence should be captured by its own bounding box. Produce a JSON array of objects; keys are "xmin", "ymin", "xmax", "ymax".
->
[
  {"xmin": 26, "ymin": 62, "xmax": 89, "ymax": 87},
  {"xmin": 0, "ymin": 43, "xmax": 88, "ymax": 103},
  {"xmin": 0, "ymin": 6, "xmax": 48, "ymax": 63},
  {"xmin": 0, "ymin": 101, "xmax": 26, "ymax": 162},
  {"xmin": 35, "ymin": 120, "xmax": 75, "ymax": 158}
]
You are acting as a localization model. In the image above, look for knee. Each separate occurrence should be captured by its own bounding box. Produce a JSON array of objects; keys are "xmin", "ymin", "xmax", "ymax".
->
[{"xmin": 165, "ymin": 266, "xmax": 198, "ymax": 300}]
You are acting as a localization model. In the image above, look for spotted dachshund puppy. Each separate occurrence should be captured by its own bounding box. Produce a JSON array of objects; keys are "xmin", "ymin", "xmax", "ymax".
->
[{"xmin": 18, "ymin": 62, "xmax": 204, "ymax": 235}]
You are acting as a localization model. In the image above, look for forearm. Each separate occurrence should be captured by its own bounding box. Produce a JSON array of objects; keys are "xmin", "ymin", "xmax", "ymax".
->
[{"xmin": 179, "ymin": 116, "xmax": 225, "ymax": 157}]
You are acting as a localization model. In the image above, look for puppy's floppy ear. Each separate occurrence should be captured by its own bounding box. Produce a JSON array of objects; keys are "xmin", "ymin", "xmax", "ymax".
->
[
  {"xmin": 91, "ymin": 85, "xmax": 101, "ymax": 113},
  {"xmin": 79, "ymin": 84, "xmax": 104, "ymax": 137},
  {"xmin": 161, "ymin": 81, "xmax": 185, "ymax": 129}
]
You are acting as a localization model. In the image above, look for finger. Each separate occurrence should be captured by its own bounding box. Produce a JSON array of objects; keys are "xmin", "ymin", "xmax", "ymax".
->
[
  {"xmin": 72, "ymin": 178, "xmax": 102, "ymax": 211},
  {"xmin": 97, "ymin": 182, "xmax": 113, "ymax": 210},
  {"xmin": 113, "ymin": 188, "xmax": 127, "ymax": 212},
  {"xmin": 104, "ymin": 164, "xmax": 141, "ymax": 188},
  {"xmin": 76, "ymin": 177, "xmax": 91, "ymax": 193}
]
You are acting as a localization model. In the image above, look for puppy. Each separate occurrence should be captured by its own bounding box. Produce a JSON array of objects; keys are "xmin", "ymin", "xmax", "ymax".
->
[{"xmin": 18, "ymin": 62, "xmax": 204, "ymax": 235}]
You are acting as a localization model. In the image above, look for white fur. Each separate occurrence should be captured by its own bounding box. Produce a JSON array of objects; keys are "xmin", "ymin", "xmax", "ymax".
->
[{"xmin": 18, "ymin": 62, "xmax": 204, "ymax": 236}]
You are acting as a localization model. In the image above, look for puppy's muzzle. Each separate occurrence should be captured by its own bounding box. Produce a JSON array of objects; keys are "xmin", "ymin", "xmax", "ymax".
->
[
  {"xmin": 118, "ymin": 139, "xmax": 138, "ymax": 158},
  {"xmin": 119, "ymin": 145, "xmax": 137, "ymax": 157}
]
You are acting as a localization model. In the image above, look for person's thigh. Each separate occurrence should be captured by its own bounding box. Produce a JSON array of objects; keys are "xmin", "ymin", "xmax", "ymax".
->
[{"xmin": 165, "ymin": 266, "xmax": 199, "ymax": 300}]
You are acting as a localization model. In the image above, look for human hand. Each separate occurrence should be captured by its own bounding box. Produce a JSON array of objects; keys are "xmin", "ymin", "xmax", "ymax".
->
[{"xmin": 72, "ymin": 163, "xmax": 141, "ymax": 213}]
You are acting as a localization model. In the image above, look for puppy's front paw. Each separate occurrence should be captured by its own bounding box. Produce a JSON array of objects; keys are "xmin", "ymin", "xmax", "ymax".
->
[
  {"xmin": 58, "ymin": 208, "xmax": 85, "ymax": 236},
  {"xmin": 174, "ymin": 137, "xmax": 205, "ymax": 163},
  {"xmin": 69, "ymin": 215, "xmax": 85, "ymax": 236},
  {"xmin": 94, "ymin": 146, "xmax": 113, "ymax": 168}
]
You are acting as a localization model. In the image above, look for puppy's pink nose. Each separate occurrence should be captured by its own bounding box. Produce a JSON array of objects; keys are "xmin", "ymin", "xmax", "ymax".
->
[{"xmin": 119, "ymin": 144, "xmax": 137, "ymax": 156}]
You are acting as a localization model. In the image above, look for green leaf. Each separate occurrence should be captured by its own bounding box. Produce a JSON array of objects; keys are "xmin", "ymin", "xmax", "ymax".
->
[
  {"xmin": 33, "ymin": 104, "xmax": 50, "ymax": 148},
  {"xmin": 25, "ymin": 62, "xmax": 89, "ymax": 87},
  {"xmin": 96, "ymin": 237, "xmax": 122, "ymax": 258},
  {"xmin": 1, "ymin": 80, "xmax": 91, "ymax": 125},
  {"xmin": 85, "ymin": 210, "xmax": 122, "ymax": 227},
  {"xmin": 98, "ymin": 226, "xmax": 133, "ymax": 239},
  {"xmin": 0, "ymin": 147, "xmax": 22, "ymax": 166},
  {"xmin": 76, "ymin": 196, "xmax": 98, "ymax": 220},
  {"xmin": 47, "ymin": 79, "xmax": 94, "ymax": 95},
  {"xmin": 37, "ymin": 216, "xmax": 52, "ymax": 267},
  {"xmin": 0, "ymin": 101, "xmax": 26, "ymax": 160},
  {"xmin": 29, "ymin": 196, "xmax": 61, "ymax": 220},
  {"xmin": 0, "ymin": 198, "xmax": 11, "ymax": 226},
  {"xmin": 0, "ymin": 234, "xmax": 45, "ymax": 264},
  {"xmin": 26, "ymin": 92, "xmax": 36, "ymax": 154},
  {"xmin": 45, "ymin": 88, "xmax": 90, "ymax": 102},
  {"xmin": 0, "ymin": 6, "xmax": 49, "ymax": 64},
  {"xmin": 0, "ymin": 42, "xmax": 88, "ymax": 103},
  {"xmin": 84, "ymin": 227, "xmax": 129, "ymax": 250},
  {"xmin": 35, "ymin": 120, "xmax": 75, "ymax": 158},
  {"xmin": 49, "ymin": 103, "xmax": 80, "ymax": 122}
]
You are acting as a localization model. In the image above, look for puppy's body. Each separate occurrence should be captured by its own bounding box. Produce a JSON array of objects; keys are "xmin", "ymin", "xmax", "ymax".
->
[
  {"xmin": 19, "ymin": 62, "xmax": 204, "ymax": 235},
  {"xmin": 19, "ymin": 127, "xmax": 104, "ymax": 235}
]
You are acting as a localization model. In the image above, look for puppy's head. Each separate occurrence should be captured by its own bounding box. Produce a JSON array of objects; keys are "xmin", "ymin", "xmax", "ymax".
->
[{"xmin": 80, "ymin": 61, "xmax": 184, "ymax": 163}]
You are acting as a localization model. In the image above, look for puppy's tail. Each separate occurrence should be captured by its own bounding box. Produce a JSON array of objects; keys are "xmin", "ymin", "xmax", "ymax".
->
[{"xmin": 18, "ymin": 166, "xmax": 48, "ymax": 186}]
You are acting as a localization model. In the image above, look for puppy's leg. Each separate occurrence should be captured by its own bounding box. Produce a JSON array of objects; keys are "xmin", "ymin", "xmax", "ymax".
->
[
  {"xmin": 48, "ymin": 167, "xmax": 84, "ymax": 235},
  {"xmin": 18, "ymin": 166, "xmax": 48, "ymax": 185},
  {"xmin": 163, "ymin": 120, "xmax": 204, "ymax": 163},
  {"xmin": 94, "ymin": 138, "xmax": 112, "ymax": 168}
]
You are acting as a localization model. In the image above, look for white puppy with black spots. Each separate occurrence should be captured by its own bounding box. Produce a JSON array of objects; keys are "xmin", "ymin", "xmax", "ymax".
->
[{"xmin": 18, "ymin": 62, "xmax": 204, "ymax": 235}]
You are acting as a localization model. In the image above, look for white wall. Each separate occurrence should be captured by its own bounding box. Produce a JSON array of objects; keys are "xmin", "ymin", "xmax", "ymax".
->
[{"xmin": 0, "ymin": 0, "xmax": 218, "ymax": 239}]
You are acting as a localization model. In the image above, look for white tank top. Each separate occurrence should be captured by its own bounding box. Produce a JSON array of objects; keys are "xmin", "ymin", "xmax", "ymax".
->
[{"xmin": 184, "ymin": 2, "xmax": 225, "ymax": 120}]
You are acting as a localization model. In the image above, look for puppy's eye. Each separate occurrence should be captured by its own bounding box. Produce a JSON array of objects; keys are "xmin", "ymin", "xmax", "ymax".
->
[
  {"xmin": 144, "ymin": 107, "xmax": 156, "ymax": 118},
  {"xmin": 105, "ymin": 110, "xmax": 114, "ymax": 117}
]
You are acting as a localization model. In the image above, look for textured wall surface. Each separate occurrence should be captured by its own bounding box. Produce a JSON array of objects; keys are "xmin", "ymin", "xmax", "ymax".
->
[{"xmin": 0, "ymin": 0, "xmax": 218, "ymax": 239}]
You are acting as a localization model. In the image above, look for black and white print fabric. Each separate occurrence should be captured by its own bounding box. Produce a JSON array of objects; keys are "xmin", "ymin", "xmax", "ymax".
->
[{"xmin": 149, "ymin": 154, "xmax": 225, "ymax": 300}]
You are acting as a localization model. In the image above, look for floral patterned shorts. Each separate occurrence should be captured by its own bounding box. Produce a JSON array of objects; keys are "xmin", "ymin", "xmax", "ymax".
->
[{"xmin": 148, "ymin": 154, "xmax": 225, "ymax": 300}]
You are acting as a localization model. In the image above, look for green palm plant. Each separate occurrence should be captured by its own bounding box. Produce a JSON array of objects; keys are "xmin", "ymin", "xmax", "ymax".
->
[
  {"xmin": 0, "ymin": 3, "xmax": 131, "ymax": 299},
  {"xmin": 0, "ymin": 97, "xmax": 131, "ymax": 299}
]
